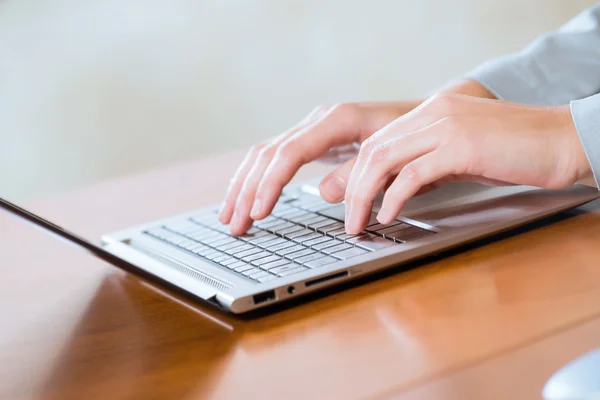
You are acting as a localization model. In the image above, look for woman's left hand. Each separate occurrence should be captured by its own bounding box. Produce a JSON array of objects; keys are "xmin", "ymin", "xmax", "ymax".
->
[{"xmin": 344, "ymin": 93, "xmax": 592, "ymax": 234}]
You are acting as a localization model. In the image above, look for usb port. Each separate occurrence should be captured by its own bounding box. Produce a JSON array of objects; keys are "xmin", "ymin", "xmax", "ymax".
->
[{"xmin": 253, "ymin": 290, "xmax": 276, "ymax": 304}]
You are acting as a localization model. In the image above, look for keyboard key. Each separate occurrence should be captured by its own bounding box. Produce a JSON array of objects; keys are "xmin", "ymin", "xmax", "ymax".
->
[
  {"xmin": 213, "ymin": 254, "xmax": 232, "ymax": 263},
  {"xmin": 321, "ymin": 243, "xmax": 353, "ymax": 255},
  {"xmin": 260, "ymin": 259, "xmax": 292, "ymax": 271},
  {"xmin": 164, "ymin": 221, "xmax": 201, "ymax": 234},
  {"xmin": 224, "ymin": 243, "xmax": 254, "ymax": 255},
  {"xmin": 187, "ymin": 230, "xmax": 220, "ymax": 242},
  {"xmin": 303, "ymin": 236, "xmax": 333, "ymax": 247},
  {"xmin": 276, "ymin": 209, "xmax": 309, "ymax": 220},
  {"xmin": 215, "ymin": 240, "xmax": 247, "ymax": 252},
  {"xmin": 326, "ymin": 228, "xmax": 348, "ymax": 238},
  {"xmin": 376, "ymin": 224, "xmax": 412, "ymax": 237},
  {"xmin": 303, "ymin": 200, "xmax": 332, "ymax": 212},
  {"xmin": 275, "ymin": 244, "xmax": 306, "ymax": 256},
  {"xmin": 204, "ymin": 221, "xmax": 229, "ymax": 233},
  {"xmin": 285, "ymin": 248, "xmax": 316, "ymax": 260},
  {"xmin": 238, "ymin": 230, "xmax": 269, "ymax": 242},
  {"xmin": 228, "ymin": 261, "xmax": 247, "ymax": 269},
  {"xmin": 242, "ymin": 251, "xmax": 272, "ymax": 263},
  {"xmin": 294, "ymin": 252, "xmax": 325, "ymax": 265},
  {"xmin": 233, "ymin": 248, "xmax": 263, "ymax": 259},
  {"xmin": 305, "ymin": 256, "xmax": 338, "ymax": 268},
  {"xmin": 367, "ymin": 222, "xmax": 402, "ymax": 234},
  {"xmin": 202, "ymin": 234, "xmax": 230, "ymax": 245},
  {"xmin": 300, "ymin": 215, "xmax": 328, "ymax": 228},
  {"xmin": 194, "ymin": 246, "xmax": 217, "ymax": 257},
  {"xmin": 178, "ymin": 240, "xmax": 198, "ymax": 249},
  {"xmin": 257, "ymin": 237, "xmax": 289, "ymax": 249},
  {"xmin": 241, "ymin": 267, "xmax": 262, "ymax": 277},
  {"xmin": 266, "ymin": 221, "xmax": 296, "ymax": 233},
  {"xmin": 249, "ymin": 270, "xmax": 271, "ymax": 280},
  {"xmin": 264, "ymin": 240, "xmax": 296, "ymax": 253},
  {"xmin": 220, "ymin": 257, "xmax": 240, "ymax": 266},
  {"xmin": 272, "ymin": 203, "xmax": 293, "ymax": 214},
  {"xmin": 146, "ymin": 228, "xmax": 176, "ymax": 239},
  {"xmin": 234, "ymin": 263, "xmax": 254, "ymax": 273},
  {"xmin": 286, "ymin": 228, "xmax": 314, "ymax": 239},
  {"xmin": 277, "ymin": 225, "xmax": 305, "ymax": 237},
  {"xmin": 309, "ymin": 219, "xmax": 338, "ymax": 230},
  {"xmin": 209, "ymin": 237, "xmax": 238, "ymax": 248},
  {"xmin": 352, "ymin": 235, "xmax": 396, "ymax": 251},
  {"xmin": 312, "ymin": 239, "xmax": 342, "ymax": 251},
  {"xmin": 164, "ymin": 235, "xmax": 188, "ymax": 245},
  {"xmin": 336, "ymin": 233, "xmax": 363, "ymax": 242},
  {"xmin": 255, "ymin": 219, "xmax": 285, "ymax": 229},
  {"xmin": 284, "ymin": 211, "xmax": 312, "ymax": 223},
  {"xmin": 345, "ymin": 233, "xmax": 370, "ymax": 243},
  {"xmin": 331, "ymin": 247, "xmax": 369, "ymax": 259},
  {"xmin": 190, "ymin": 245, "xmax": 209, "ymax": 255},
  {"xmin": 247, "ymin": 234, "xmax": 279, "ymax": 245},
  {"xmin": 277, "ymin": 266, "xmax": 308, "ymax": 277},
  {"xmin": 270, "ymin": 263, "xmax": 304, "ymax": 275},
  {"xmin": 317, "ymin": 203, "xmax": 346, "ymax": 221},
  {"xmin": 251, "ymin": 254, "xmax": 281, "ymax": 266},
  {"xmin": 258, "ymin": 274, "xmax": 278, "ymax": 283},
  {"xmin": 390, "ymin": 228, "xmax": 435, "ymax": 242},
  {"xmin": 318, "ymin": 222, "xmax": 345, "ymax": 233},
  {"xmin": 293, "ymin": 232, "xmax": 325, "ymax": 243}
]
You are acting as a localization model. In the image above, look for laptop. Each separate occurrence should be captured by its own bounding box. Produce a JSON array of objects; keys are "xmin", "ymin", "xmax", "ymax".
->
[{"xmin": 2, "ymin": 178, "xmax": 598, "ymax": 314}]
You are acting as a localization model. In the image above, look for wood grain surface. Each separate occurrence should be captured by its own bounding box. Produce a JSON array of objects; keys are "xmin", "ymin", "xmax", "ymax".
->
[{"xmin": 2, "ymin": 151, "xmax": 599, "ymax": 399}]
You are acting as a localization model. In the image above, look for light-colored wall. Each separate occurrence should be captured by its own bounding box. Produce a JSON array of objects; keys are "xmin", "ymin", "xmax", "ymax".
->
[{"xmin": 0, "ymin": 0, "xmax": 596, "ymax": 201}]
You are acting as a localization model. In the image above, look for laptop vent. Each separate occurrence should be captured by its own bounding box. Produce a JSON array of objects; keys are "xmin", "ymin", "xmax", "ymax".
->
[{"xmin": 129, "ymin": 242, "xmax": 232, "ymax": 291}]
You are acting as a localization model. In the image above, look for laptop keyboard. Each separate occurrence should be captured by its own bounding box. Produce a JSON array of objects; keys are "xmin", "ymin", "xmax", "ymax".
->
[{"xmin": 144, "ymin": 195, "xmax": 435, "ymax": 284}]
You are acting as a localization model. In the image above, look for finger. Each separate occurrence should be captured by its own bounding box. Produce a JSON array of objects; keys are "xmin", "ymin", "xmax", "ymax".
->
[
  {"xmin": 249, "ymin": 104, "xmax": 364, "ymax": 221},
  {"xmin": 229, "ymin": 144, "xmax": 281, "ymax": 235},
  {"xmin": 219, "ymin": 144, "xmax": 265, "ymax": 224},
  {"xmin": 220, "ymin": 105, "xmax": 337, "ymax": 226},
  {"xmin": 317, "ymin": 142, "xmax": 360, "ymax": 165},
  {"xmin": 344, "ymin": 128, "xmax": 440, "ymax": 234},
  {"xmin": 345, "ymin": 93, "xmax": 471, "ymax": 200},
  {"xmin": 319, "ymin": 157, "xmax": 356, "ymax": 203},
  {"xmin": 377, "ymin": 149, "xmax": 468, "ymax": 224}
]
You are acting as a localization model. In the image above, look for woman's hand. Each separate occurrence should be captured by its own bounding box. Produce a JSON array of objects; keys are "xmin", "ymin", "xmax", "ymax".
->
[
  {"xmin": 219, "ymin": 79, "xmax": 497, "ymax": 235},
  {"xmin": 219, "ymin": 100, "xmax": 421, "ymax": 235},
  {"xmin": 344, "ymin": 93, "xmax": 591, "ymax": 234}
]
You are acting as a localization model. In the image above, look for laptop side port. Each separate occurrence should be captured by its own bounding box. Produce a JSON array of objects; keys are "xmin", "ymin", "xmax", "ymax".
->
[
  {"xmin": 305, "ymin": 271, "xmax": 349, "ymax": 287},
  {"xmin": 253, "ymin": 290, "xmax": 276, "ymax": 305}
]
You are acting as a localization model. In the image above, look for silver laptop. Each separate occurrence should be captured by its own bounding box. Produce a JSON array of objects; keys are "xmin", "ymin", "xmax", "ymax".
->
[{"xmin": 94, "ymin": 179, "xmax": 598, "ymax": 314}]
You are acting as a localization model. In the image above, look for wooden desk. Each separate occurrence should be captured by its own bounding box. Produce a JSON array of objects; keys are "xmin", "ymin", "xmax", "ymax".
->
[{"xmin": 2, "ymin": 151, "xmax": 600, "ymax": 400}]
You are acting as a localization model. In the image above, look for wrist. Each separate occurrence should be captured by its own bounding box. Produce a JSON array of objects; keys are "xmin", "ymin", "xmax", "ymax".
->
[
  {"xmin": 440, "ymin": 79, "xmax": 497, "ymax": 99},
  {"xmin": 556, "ymin": 105, "xmax": 593, "ymax": 183}
]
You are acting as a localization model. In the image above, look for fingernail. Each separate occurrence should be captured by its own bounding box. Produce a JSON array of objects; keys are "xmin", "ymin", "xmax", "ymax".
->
[
  {"xmin": 322, "ymin": 176, "xmax": 346, "ymax": 201},
  {"xmin": 218, "ymin": 202, "xmax": 226, "ymax": 216},
  {"xmin": 344, "ymin": 203, "xmax": 351, "ymax": 224},
  {"xmin": 345, "ymin": 208, "xmax": 359, "ymax": 234},
  {"xmin": 250, "ymin": 198, "xmax": 262, "ymax": 219}
]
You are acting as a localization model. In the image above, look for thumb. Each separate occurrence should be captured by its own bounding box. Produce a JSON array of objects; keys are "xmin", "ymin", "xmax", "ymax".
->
[{"xmin": 319, "ymin": 157, "xmax": 356, "ymax": 203}]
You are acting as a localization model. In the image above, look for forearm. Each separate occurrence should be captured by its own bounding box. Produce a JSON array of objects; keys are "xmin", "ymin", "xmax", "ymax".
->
[{"xmin": 464, "ymin": 5, "xmax": 600, "ymax": 106}]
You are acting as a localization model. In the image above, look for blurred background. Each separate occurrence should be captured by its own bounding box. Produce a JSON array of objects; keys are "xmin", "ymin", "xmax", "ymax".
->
[{"xmin": 0, "ymin": 0, "xmax": 596, "ymax": 202}]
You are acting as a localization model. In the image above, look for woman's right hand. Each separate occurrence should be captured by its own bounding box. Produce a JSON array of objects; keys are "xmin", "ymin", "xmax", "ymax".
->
[{"xmin": 219, "ymin": 79, "xmax": 495, "ymax": 235}]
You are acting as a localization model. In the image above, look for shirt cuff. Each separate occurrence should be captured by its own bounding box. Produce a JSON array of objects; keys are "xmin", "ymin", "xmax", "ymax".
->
[
  {"xmin": 464, "ymin": 56, "xmax": 567, "ymax": 106},
  {"xmin": 570, "ymin": 94, "xmax": 600, "ymax": 189}
]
